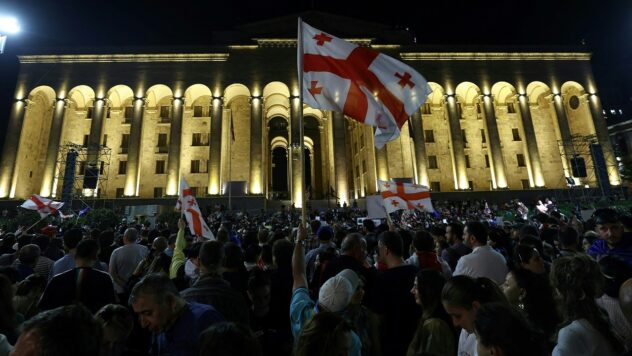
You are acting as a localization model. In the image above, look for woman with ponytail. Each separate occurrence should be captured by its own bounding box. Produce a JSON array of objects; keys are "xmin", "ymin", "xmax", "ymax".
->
[{"xmin": 441, "ymin": 275, "xmax": 508, "ymax": 356}]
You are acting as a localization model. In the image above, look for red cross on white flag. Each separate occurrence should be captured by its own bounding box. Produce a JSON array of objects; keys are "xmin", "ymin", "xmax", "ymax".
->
[
  {"xmin": 377, "ymin": 180, "xmax": 434, "ymax": 214},
  {"xmin": 299, "ymin": 20, "xmax": 432, "ymax": 148},
  {"xmin": 20, "ymin": 195, "xmax": 64, "ymax": 218},
  {"xmin": 176, "ymin": 177, "xmax": 215, "ymax": 240}
]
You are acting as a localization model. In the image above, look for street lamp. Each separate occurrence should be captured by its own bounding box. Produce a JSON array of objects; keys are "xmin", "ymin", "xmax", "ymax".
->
[{"xmin": 0, "ymin": 16, "xmax": 20, "ymax": 54}]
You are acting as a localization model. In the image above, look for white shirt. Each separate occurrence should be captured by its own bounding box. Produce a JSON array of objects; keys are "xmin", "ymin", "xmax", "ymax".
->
[
  {"xmin": 453, "ymin": 245, "xmax": 508, "ymax": 285},
  {"xmin": 458, "ymin": 329, "xmax": 477, "ymax": 356},
  {"xmin": 553, "ymin": 319, "xmax": 618, "ymax": 356}
]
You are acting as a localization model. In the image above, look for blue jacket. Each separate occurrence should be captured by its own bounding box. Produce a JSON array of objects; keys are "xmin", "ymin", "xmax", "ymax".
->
[{"xmin": 588, "ymin": 232, "xmax": 632, "ymax": 266}]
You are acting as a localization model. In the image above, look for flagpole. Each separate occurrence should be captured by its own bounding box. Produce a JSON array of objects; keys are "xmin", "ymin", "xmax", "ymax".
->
[
  {"xmin": 25, "ymin": 214, "xmax": 49, "ymax": 234},
  {"xmin": 298, "ymin": 17, "xmax": 307, "ymax": 227},
  {"xmin": 228, "ymin": 108, "xmax": 232, "ymax": 212}
]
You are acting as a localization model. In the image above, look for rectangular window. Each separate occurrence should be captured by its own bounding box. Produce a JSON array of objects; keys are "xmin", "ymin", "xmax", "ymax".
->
[
  {"xmin": 155, "ymin": 160, "xmax": 165, "ymax": 174},
  {"xmin": 428, "ymin": 155, "xmax": 438, "ymax": 169},
  {"xmin": 360, "ymin": 133, "xmax": 365, "ymax": 148},
  {"xmin": 157, "ymin": 133, "xmax": 168, "ymax": 153},
  {"xmin": 118, "ymin": 161, "xmax": 127, "ymax": 175},
  {"xmin": 507, "ymin": 102, "xmax": 516, "ymax": 113},
  {"xmin": 106, "ymin": 107, "xmax": 111, "ymax": 119},
  {"xmin": 355, "ymin": 165, "xmax": 360, "ymax": 177},
  {"xmin": 430, "ymin": 181, "xmax": 441, "ymax": 192},
  {"xmin": 476, "ymin": 103, "xmax": 482, "ymax": 114},
  {"xmin": 521, "ymin": 179, "xmax": 530, "ymax": 189},
  {"xmin": 458, "ymin": 103, "xmax": 464, "ymax": 119},
  {"xmin": 153, "ymin": 187, "xmax": 163, "ymax": 198},
  {"xmin": 86, "ymin": 107, "xmax": 93, "ymax": 119},
  {"xmin": 124, "ymin": 106, "xmax": 133, "ymax": 123},
  {"xmin": 422, "ymin": 103, "xmax": 432, "ymax": 115},
  {"xmin": 83, "ymin": 135, "xmax": 90, "ymax": 147},
  {"xmin": 424, "ymin": 129, "xmax": 435, "ymax": 143},
  {"xmin": 191, "ymin": 160, "xmax": 208, "ymax": 174},
  {"xmin": 193, "ymin": 106, "xmax": 204, "ymax": 118},
  {"xmin": 191, "ymin": 187, "xmax": 199, "ymax": 196},
  {"xmin": 362, "ymin": 160, "xmax": 367, "ymax": 173},
  {"xmin": 160, "ymin": 106, "xmax": 171, "ymax": 119},
  {"xmin": 462, "ymin": 129, "xmax": 468, "ymax": 144},
  {"xmin": 99, "ymin": 161, "xmax": 105, "ymax": 175},
  {"xmin": 485, "ymin": 154, "xmax": 490, "ymax": 168},
  {"xmin": 468, "ymin": 180, "xmax": 474, "ymax": 190},
  {"xmin": 120, "ymin": 134, "xmax": 130, "ymax": 154},
  {"xmin": 192, "ymin": 133, "xmax": 209, "ymax": 146},
  {"xmin": 465, "ymin": 155, "xmax": 471, "ymax": 168},
  {"xmin": 116, "ymin": 188, "xmax": 125, "ymax": 198},
  {"xmin": 102, "ymin": 134, "xmax": 108, "ymax": 147},
  {"xmin": 480, "ymin": 129, "xmax": 486, "ymax": 143},
  {"xmin": 78, "ymin": 161, "xmax": 86, "ymax": 176},
  {"xmin": 512, "ymin": 128, "xmax": 521, "ymax": 141},
  {"xmin": 517, "ymin": 154, "xmax": 526, "ymax": 167}
]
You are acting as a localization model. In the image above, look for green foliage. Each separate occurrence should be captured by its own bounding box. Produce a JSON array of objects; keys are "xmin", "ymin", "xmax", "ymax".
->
[
  {"xmin": 157, "ymin": 210, "xmax": 180, "ymax": 231},
  {"xmin": 14, "ymin": 209, "xmax": 49, "ymax": 232},
  {"xmin": 76, "ymin": 208, "xmax": 120, "ymax": 230}
]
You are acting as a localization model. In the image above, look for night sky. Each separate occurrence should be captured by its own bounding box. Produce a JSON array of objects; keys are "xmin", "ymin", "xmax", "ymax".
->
[{"xmin": 0, "ymin": 0, "xmax": 631, "ymax": 147}]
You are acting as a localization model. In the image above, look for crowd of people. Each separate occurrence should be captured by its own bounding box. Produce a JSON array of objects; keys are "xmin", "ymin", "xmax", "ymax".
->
[{"xmin": 0, "ymin": 198, "xmax": 631, "ymax": 355}]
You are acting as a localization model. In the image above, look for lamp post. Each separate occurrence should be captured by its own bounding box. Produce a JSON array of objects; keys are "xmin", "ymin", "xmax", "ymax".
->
[{"xmin": 0, "ymin": 16, "xmax": 20, "ymax": 54}]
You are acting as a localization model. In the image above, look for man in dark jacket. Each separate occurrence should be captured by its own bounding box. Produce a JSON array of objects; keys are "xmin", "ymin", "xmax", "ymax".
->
[{"xmin": 588, "ymin": 208, "xmax": 632, "ymax": 266}]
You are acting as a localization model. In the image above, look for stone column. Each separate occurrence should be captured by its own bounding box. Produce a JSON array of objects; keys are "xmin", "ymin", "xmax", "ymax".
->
[
  {"xmin": 410, "ymin": 110, "xmax": 429, "ymax": 186},
  {"xmin": 208, "ymin": 96, "xmax": 223, "ymax": 194},
  {"xmin": 481, "ymin": 95, "xmax": 508, "ymax": 188},
  {"xmin": 87, "ymin": 97, "xmax": 107, "ymax": 167},
  {"xmin": 445, "ymin": 95, "xmax": 468, "ymax": 189},
  {"xmin": 552, "ymin": 94, "xmax": 573, "ymax": 177},
  {"xmin": 517, "ymin": 94, "xmax": 545, "ymax": 187},
  {"xmin": 39, "ymin": 98, "xmax": 67, "ymax": 197},
  {"xmin": 587, "ymin": 93, "xmax": 622, "ymax": 185},
  {"xmin": 290, "ymin": 96, "xmax": 303, "ymax": 207},
  {"xmin": 249, "ymin": 96, "xmax": 263, "ymax": 194},
  {"xmin": 0, "ymin": 99, "xmax": 28, "ymax": 197},
  {"xmin": 124, "ymin": 96, "xmax": 145, "ymax": 196},
  {"xmin": 166, "ymin": 97, "xmax": 184, "ymax": 196},
  {"xmin": 332, "ymin": 111, "xmax": 349, "ymax": 204}
]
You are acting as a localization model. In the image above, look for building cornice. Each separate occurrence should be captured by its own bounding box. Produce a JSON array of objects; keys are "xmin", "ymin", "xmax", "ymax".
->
[
  {"xmin": 18, "ymin": 53, "xmax": 229, "ymax": 64},
  {"xmin": 400, "ymin": 52, "xmax": 592, "ymax": 61},
  {"xmin": 253, "ymin": 38, "xmax": 374, "ymax": 47}
]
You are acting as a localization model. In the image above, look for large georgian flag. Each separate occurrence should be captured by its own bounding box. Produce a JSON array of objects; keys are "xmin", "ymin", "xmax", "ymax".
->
[
  {"xmin": 378, "ymin": 180, "xmax": 434, "ymax": 214},
  {"xmin": 176, "ymin": 177, "xmax": 214, "ymax": 240},
  {"xmin": 299, "ymin": 20, "xmax": 432, "ymax": 148},
  {"xmin": 20, "ymin": 195, "xmax": 64, "ymax": 218}
]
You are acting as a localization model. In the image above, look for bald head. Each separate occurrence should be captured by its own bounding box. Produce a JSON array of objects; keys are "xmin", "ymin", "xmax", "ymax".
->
[{"xmin": 619, "ymin": 278, "xmax": 632, "ymax": 325}]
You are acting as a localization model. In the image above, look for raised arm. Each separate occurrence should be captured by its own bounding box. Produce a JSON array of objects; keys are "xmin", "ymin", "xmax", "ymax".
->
[
  {"xmin": 292, "ymin": 223, "xmax": 308, "ymax": 291},
  {"xmin": 169, "ymin": 218, "xmax": 187, "ymax": 279}
]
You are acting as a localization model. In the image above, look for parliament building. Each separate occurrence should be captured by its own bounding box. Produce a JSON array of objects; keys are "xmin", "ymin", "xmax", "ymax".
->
[{"xmin": 0, "ymin": 13, "xmax": 622, "ymax": 208}]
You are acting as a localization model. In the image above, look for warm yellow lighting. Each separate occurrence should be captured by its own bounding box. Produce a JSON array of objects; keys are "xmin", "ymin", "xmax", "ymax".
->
[
  {"xmin": 400, "ymin": 52, "xmax": 591, "ymax": 61},
  {"xmin": 18, "ymin": 53, "xmax": 229, "ymax": 64}
]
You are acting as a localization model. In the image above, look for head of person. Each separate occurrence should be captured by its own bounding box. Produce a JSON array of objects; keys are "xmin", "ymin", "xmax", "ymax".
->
[
  {"xmin": 620, "ymin": 278, "xmax": 632, "ymax": 325},
  {"xmin": 272, "ymin": 239, "xmax": 293, "ymax": 268},
  {"xmin": 216, "ymin": 228, "xmax": 229, "ymax": 244},
  {"xmin": 474, "ymin": 302, "xmax": 547, "ymax": 356},
  {"xmin": 310, "ymin": 219, "xmax": 322, "ymax": 235},
  {"xmin": 441, "ymin": 275, "xmax": 507, "ymax": 333},
  {"xmin": 598, "ymin": 255, "xmax": 632, "ymax": 299},
  {"xmin": 557, "ymin": 226, "xmax": 579, "ymax": 250},
  {"xmin": 199, "ymin": 321, "xmax": 262, "ymax": 356},
  {"xmin": 247, "ymin": 268, "xmax": 271, "ymax": 313},
  {"xmin": 317, "ymin": 269, "xmax": 361, "ymax": 312},
  {"xmin": 19, "ymin": 244, "xmax": 41, "ymax": 268},
  {"xmin": 128, "ymin": 273, "xmax": 184, "ymax": 333},
  {"xmin": 123, "ymin": 228, "xmax": 139, "ymax": 244},
  {"xmin": 412, "ymin": 230, "xmax": 435, "ymax": 253},
  {"xmin": 513, "ymin": 244, "xmax": 545, "ymax": 274},
  {"xmin": 294, "ymin": 311, "xmax": 353, "ymax": 356},
  {"xmin": 377, "ymin": 230, "xmax": 403, "ymax": 264},
  {"xmin": 151, "ymin": 236, "xmax": 168, "ymax": 254},
  {"xmin": 340, "ymin": 233, "xmax": 366, "ymax": 263},
  {"xmin": 15, "ymin": 273, "xmax": 47, "ymax": 297},
  {"xmin": 594, "ymin": 208, "xmax": 624, "ymax": 247},
  {"xmin": 222, "ymin": 242, "xmax": 243, "ymax": 270},
  {"xmin": 95, "ymin": 304, "xmax": 134, "ymax": 356},
  {"xmin": 445, "ymin": 222, "xmax": 464, "ymax": 244},
  {"xmin": 411, "ymin": 268, "xmax": 448, "ymax": 321},
  {"xmin": 62, "ymin": 228, "xmax": 83, "ymax": 251},
  {"xmin": 199, "ymin": 240, "xmax": 224, "ymax": 276},
  {"xmin": 257, "ymin": 228, "xmax": 270, "ymax": 245},
  {"xmin": 317, "ymin": 225, "xmax": 334, "ymax": 242},
  {"xmin": 75, "ymin": 238, "xmax": 99, "ymax": 265},
  {"xmin": 12, "ymin": 304, "xmax": 103, "ymax": 356},
  {"xmin": 463, "ymin": 221, "xmax": 487, "ymax": 248},
  {"xmin": 362, "ymin": 218, "xmax": 375, "ymax": 234}
]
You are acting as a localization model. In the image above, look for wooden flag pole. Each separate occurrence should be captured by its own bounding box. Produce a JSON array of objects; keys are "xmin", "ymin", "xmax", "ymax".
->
[{"xmin": 298, "ymin": 17, "xmax": 307, "ymax": 227}]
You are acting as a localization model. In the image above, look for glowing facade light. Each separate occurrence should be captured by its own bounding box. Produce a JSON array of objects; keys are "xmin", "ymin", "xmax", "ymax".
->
[{"xmin": 0, "ymin": 17, "xmax": 20, "ymax": 34}]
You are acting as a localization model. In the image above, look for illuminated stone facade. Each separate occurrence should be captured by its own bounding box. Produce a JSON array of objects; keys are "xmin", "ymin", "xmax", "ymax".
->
[{"xmin": 0, "ymin": 14, "xmax": 621, "ymax": 206}]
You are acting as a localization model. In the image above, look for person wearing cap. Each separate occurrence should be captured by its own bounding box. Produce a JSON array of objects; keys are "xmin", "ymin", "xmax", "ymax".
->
[
  {"xmin": 290, "ymin": 223, "xmax": 362, "ymax": 356},
  {"xmin": 588, "ymin": 208, "xmax": 632, "ymax": 266}
]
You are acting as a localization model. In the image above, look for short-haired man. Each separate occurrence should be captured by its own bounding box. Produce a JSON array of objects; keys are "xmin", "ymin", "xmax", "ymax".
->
[
  {"xmin": 12, "ymin": 304, "xmax": 103, "ymax": 356},
  {"xmin": 39, "ymin": 239, "xmax": 117, "ymax": 313},
  {"xmin": 129, "ymin": 273, "xmax": 224, "ymax": 356},
  {"xmin": 180, "ymin": 240, "xmax": 249, "ymax": 325},
  {"xmin": 442, "ymin": 222, "xmax": 471, "ymax": 270},
  {"xmin": 50, "ymin": 228, "xmax": 107, "ymax": 279},
  {"xmin": 588, "ymin": 208, "xmax": 632, "ymax": 266},
  {"xmin": 109, "ymin": 228, "xmax": 148, "ymax": 297},
  {"xmin": 14, "ymin": 244, "xmax": 40, "ymax": 282},
  {"xmin": 453, "ymin": 221, "xmax": 508, "ymax": 284}
]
